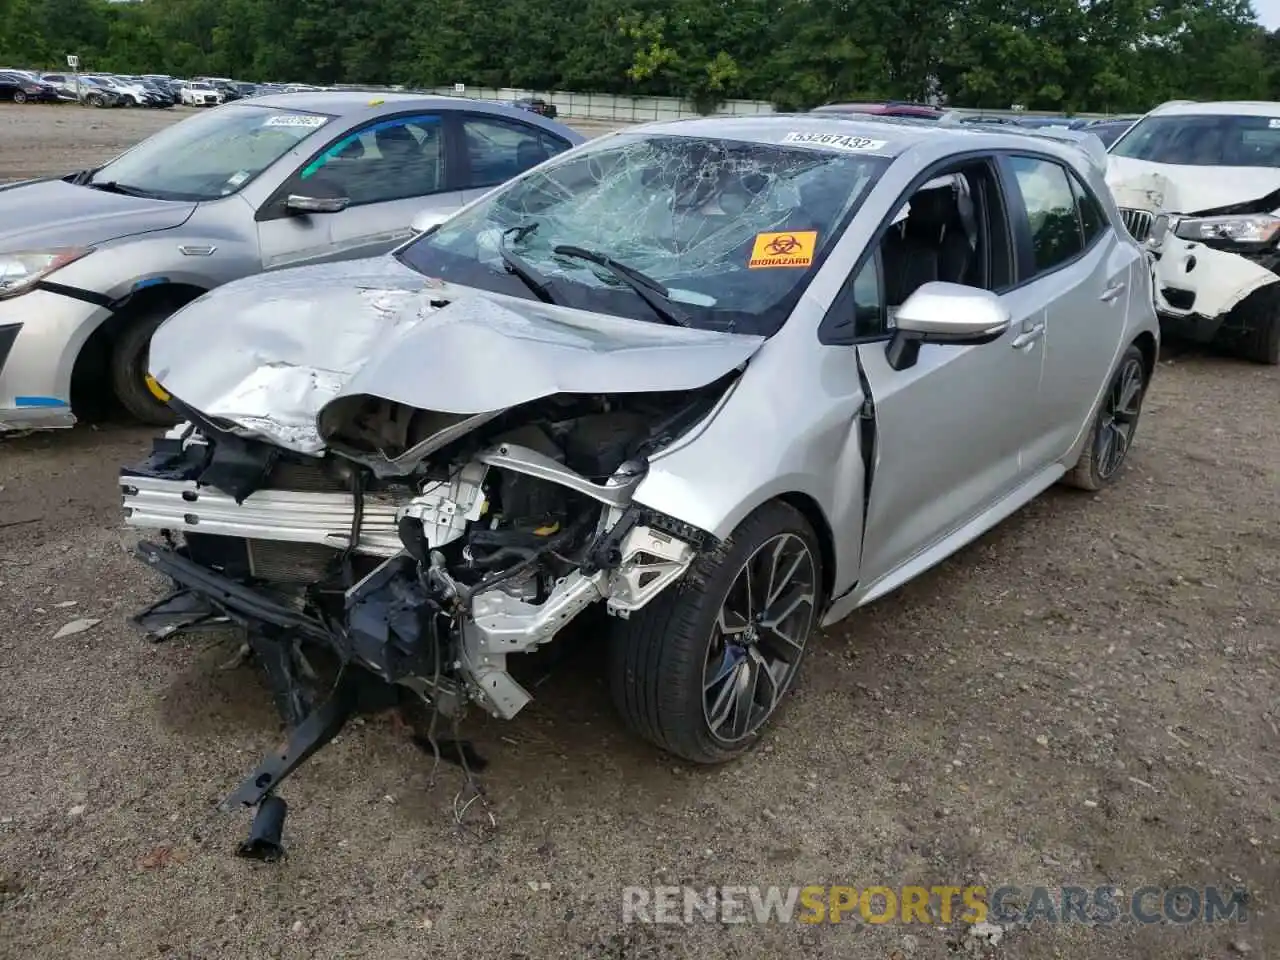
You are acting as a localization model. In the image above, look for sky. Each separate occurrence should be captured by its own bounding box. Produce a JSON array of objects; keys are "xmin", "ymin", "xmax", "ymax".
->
[{"xmin": 1255, "ymin": 0, "xmax": 1280, "ymax": 29}]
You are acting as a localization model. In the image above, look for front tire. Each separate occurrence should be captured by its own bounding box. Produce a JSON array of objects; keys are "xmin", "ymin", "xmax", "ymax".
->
[
  {"xmin": 109, "ymin": 307, "xmax": 180, "ymax": 426},
  {"xmin": 1241, "ymin": 313, "xmax": 1280, "ymax": 365},
  {"xmin": 12, "ymin": 91, "xmax": 26, "ymax": 104},
  {"xmin": 609, "ymin": 501, "xmax": 823, "ymax": 764},
  {"xmin": 1063, "ymin": 344, "xmax": 1147, "ymax": 491}
]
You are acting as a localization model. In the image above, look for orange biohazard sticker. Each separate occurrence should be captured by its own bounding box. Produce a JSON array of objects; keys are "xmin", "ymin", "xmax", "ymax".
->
[{"xmin": 749, "ymin": 231, "xmax": 818, "ymax": 269}]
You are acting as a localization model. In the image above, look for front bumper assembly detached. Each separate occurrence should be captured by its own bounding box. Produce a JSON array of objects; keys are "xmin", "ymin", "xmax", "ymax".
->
[{"xmin": 124, "ymin": 422, "xmax": 705, "ymax": 854}]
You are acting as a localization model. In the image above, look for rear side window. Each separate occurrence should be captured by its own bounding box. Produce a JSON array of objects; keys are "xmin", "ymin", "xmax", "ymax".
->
[
  {"xmin": 1008, "ymin": 156, "xmax": 1083, "ymax": 276},
  {"xmin": 1070, "ymin": 175, "xmax": 1105, "ymax": 246},
  {"xmin": 461, "ymin": 116, "xmax": 572, "ymax": 189}
]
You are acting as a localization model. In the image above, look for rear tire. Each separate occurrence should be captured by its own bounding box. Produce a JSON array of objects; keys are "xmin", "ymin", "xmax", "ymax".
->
[
  {"xmin": 608, "ymin": 501, "xmax": 823, "ymax": 764},
  {"xmin": 13, "ymin": 91, "xmax": 26, "ymax": 104},
  {"xmin": 109, "ymin": 307, "xmax": 180, "ymax": 426},
  {"xmin": 1063, "ymin": 344, "xmax": 1147, "ymax": 491}
]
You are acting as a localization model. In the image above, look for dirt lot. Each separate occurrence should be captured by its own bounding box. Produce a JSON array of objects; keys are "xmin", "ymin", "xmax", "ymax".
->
[{"xmin": 0, "ymin": 103, "xmax": 1277, "ymax": 960}]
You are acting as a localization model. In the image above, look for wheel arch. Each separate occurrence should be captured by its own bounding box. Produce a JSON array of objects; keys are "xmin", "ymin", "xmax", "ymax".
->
[
  {"xmin": 775, "ymin": 491, "xmax": 837, "ymax": 610},
  {"xmin": 1132, "ymin": 330, "xmax": 1158, "ymax": 381},
  {"xmin": 69, "ymin": 281, "xmax": 208, "ymax": 414}
]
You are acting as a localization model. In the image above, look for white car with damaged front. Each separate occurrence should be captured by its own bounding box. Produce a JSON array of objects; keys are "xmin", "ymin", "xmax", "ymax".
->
[{"xmin": 1106, "ymin": 100, "xmax": 1280, "ymax": 364}]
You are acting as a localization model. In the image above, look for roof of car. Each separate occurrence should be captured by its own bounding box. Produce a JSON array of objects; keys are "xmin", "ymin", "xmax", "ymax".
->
[
  {"xmin": 627, "ymin": 113, "xmax": 1106, "ymax": 170},
  {"xmin": 1149, "ymin": 100, "xmax": 1280, "ymax": 118},
  {"xmin": 238, "ymin": 91, "xmax": 563, "ymax": 124}
]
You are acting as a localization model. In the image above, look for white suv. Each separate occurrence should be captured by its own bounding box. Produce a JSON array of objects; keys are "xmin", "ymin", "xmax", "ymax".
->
[
  {"xmin": 179, "ymin": 81, "xmax": 223, "ymax": 107},
  {"xmin": 1105, "ymin": 100, "xmax": 1280, "ymax": 364}
]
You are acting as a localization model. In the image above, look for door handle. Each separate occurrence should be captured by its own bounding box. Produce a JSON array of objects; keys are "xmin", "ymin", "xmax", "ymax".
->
[
  {"xmin": 1012, "ymin": 322, "xmax": 1045, "ymax": 350},
  {"xmin": 1100, "ymin": 281, "xmax": 1127, "ymax": 303}
]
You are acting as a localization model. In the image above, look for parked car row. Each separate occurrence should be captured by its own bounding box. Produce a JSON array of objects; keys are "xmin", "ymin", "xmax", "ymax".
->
[{"xmin": 0, "ymin": 69, "xmax": 319, "ymax": 108}]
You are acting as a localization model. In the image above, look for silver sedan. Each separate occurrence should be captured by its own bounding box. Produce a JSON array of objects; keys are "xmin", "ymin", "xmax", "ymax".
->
[
  {"xmin": 0, "ymin": 92, "xmax": 584, "ymax": 432},
  {"xmin": 121, "ymin": 115, "xmax": 1158, "ymax": 804}
]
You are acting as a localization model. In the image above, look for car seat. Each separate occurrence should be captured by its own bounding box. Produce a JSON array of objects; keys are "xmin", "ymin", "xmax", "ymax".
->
[
  {"xmin": 375, "ymin": 124, "xmax": 439, "ymax": 193},
  {"xmin": 516, "ymin": 140, "xmax": 551, "ymax": 174},
  {"xmin": 881, "ymin": 186, "xmax": 973, "ymax": 305}
]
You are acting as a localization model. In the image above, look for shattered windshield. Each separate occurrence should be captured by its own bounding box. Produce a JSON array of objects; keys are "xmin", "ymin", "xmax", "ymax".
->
[
  {"xmin": 1110, "ymin": 114, "xmax": 1280, "ymax": 167},
  {"xmin": 87, "ymin": 103, "xmax": 334, "ymax": 201},
  {"xmin": 396, "ymin": 133, "xmax": 889, "ymax": 335}
]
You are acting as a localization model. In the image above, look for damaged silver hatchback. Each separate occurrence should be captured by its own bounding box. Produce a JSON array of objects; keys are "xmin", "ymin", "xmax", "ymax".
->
[{"xmin": 121, "ymin": 116, "xmax": 1160, "ymax": 816}]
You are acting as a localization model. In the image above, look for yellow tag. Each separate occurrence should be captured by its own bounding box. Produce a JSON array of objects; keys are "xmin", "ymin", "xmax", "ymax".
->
[
  {"xmin": 749, "ymin": 231, "xmax": 818, "ymax": 269},
  {"xmin": 368, "ymin": 98, "xmax": 385, "ymax": 106},
  {"xmin": 145, "ymin": 375, "xmax": 170, "ymax": 402}
]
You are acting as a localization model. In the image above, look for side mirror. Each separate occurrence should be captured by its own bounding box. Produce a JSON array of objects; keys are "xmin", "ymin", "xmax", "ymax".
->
[
  {"xmin": 885, "ymin": 282, "xmax": 1011, "ymax": 371},
  {"xmin": 285, "ymin": 193, "xmax": 349, "ymax": 215},
  {"xmin": 410, "ymin": 208, "xmax": 452, "ymax": 235}
]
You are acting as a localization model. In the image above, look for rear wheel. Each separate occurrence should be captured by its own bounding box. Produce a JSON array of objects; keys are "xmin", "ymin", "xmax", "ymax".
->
[
  {"xmin": 86, "ymin": 93, "xmax": 106, "ymax": 108},
  {"xmin": 1063, "ymin": 344, "xmax": 1147, "ymax": 491},
  {"xmin": 109, "ymin": 307, "xmax": 180, "ymax": 426},
  {"xmin": 12, "ymin": 91, "xmax": 26, "ymax": 104},
  {"xmin": 609, "ymin": 501, "xmax": 822, "ymax": 764}
]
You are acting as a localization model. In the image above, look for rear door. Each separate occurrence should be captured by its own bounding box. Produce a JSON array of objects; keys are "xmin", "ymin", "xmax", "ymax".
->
[
  {"xmin": 457, "ymin": 112, "xmax": 576, "ymax": 204},
  {"xmin": 999, "ymin": 155, "xmax": 1134, "ymax": 465},
  {"xmin": 255, "ymin": 111, "xmax": 463, "ymax": 271}
]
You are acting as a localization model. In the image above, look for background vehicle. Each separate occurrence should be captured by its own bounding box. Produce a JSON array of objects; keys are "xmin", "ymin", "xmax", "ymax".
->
[
  {"xmin": 179, "ymin": 80, "xmax": 223, "ymax": 106},
  {"xmin": 0, "ymin": 71, "xmax": 60, "ymax": 103},
  {"xmin": 0, "ymin": 93, "xmax": 586, "ymax": 431},
  {"xmin": 83, "ymin": 74, "xmax": 160, "ymax": 107},
  {"xmin": 40, "ymin": 73, "xmax": 123, "ymax": 107},
  {"xmin": 810, "ymin": 101, "xmax": 943, "ymax": 120},
  {"xmin": 122, "ymin": 75, "xmax": 177, "ymax": 107},
  {"xmin": 1083, "ymin": 116, "xmax": 1139, "ymax": 147},
  {"xmin": 1013, "ymin": 115, "xmax": 1078, "ymax": 129},
  {"xmin": 1106, "ymin": 100, "xmax": 1280, "ymax": 363},
  {"xmin": 513, "ymin": 96, "xmax": 558, "ymax": 118},
  {"xmin": 119, "ymin": 116, "xmax": 1158, "ymax": 800}
]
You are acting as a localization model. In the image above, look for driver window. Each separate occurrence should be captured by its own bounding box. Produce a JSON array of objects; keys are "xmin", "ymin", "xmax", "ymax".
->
[
  {"xmin": 821, "ymin": 159, "xmax": 1011, "ymax": 345},
  {"xmin": 298, "ymin": 114, "xmax": 447, "ymax": 206},
  {"xmin": 879, "ymin": 160, "xmax": 1012, "ymax": 310}
]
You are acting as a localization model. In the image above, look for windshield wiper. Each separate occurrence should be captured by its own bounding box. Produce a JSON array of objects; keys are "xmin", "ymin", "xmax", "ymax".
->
[
  {"xmin": 84, "ymin": 180, "xmax": 159, "ymax": 199},
  {"xmin": 552, "ymin": 244, "xmax": 691, "ymax": 327},
  {"xmin": 499, "ymin": 223, "xmax": 557, "ymax": 304}
]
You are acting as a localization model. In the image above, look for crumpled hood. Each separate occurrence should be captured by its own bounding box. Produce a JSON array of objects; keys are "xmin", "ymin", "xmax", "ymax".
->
[
  {"xmin": 149, "ymin": 256, "xmax": 766, "ymax": 455},
  {"xmin": 1106, "ymin": 155, "xmax": 1280, "ymax": 215},
  {"xmin": 0, "ymin": 179, "xmax": 196, "ymax": 250}
]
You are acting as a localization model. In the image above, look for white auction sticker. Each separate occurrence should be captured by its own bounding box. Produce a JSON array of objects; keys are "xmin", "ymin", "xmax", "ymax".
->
[
  {"xmin": 1269, "ymin": 118, "xmax": 1280, "ymax": 128},
  {"xmin": 781, "ymin": 131, "xmax": 888, "ymax": 151},
  {"xmin": 262, "ymin": 114, "xmax": 330, "ymax": 129}
]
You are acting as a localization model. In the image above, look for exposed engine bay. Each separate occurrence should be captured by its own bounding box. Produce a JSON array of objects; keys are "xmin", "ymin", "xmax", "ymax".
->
[{"xmin": 122, "ymin": 379, "xmax": 731, "ymax": 818}]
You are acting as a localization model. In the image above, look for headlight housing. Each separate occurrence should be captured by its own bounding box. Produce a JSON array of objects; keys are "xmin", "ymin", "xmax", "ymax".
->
[
  {"xmin": 1172, "ymin": 213, "xmax": 1280, "ymax": 247},
  {"xmin": 0, "ymin": 247, "xmax": 94, "ymax": 300}
]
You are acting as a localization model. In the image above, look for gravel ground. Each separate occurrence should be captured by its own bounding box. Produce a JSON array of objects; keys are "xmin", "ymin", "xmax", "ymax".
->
[{"xmin": 0, "ymin": 103, "xmax": 1277, "ymax": 960}]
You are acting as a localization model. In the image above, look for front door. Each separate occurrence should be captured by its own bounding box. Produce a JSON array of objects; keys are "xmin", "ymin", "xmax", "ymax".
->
[
  {"xmin": 256, "ymin": 111, "xmax": 465, "ymax": 271},
  {"xmin": 850, "ymin": 158, "xmax": 1048, "ymax": 596}
]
